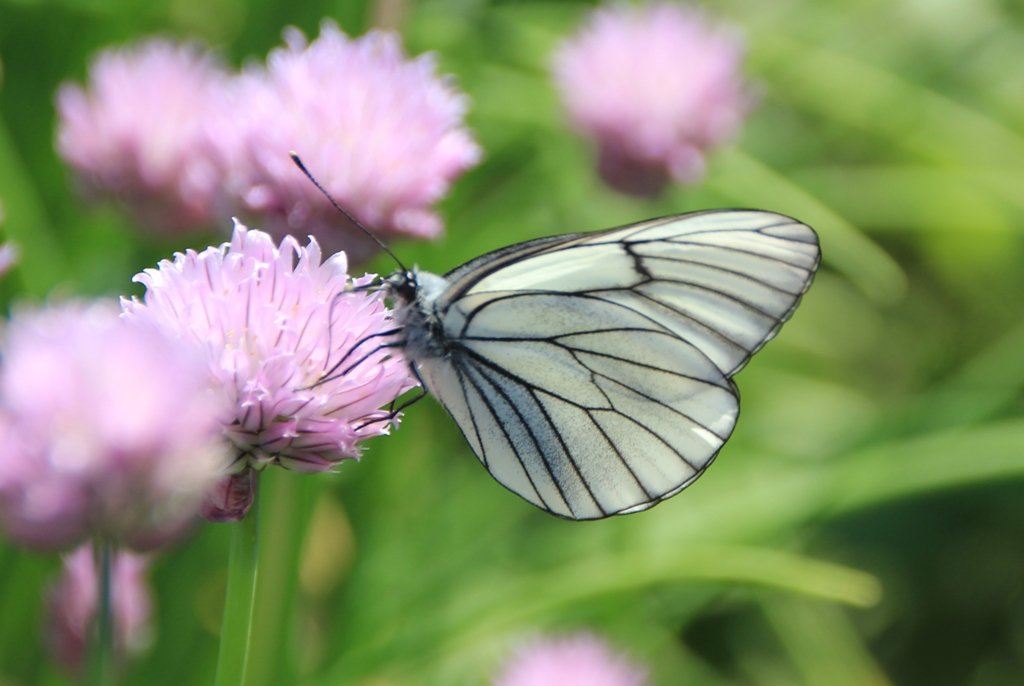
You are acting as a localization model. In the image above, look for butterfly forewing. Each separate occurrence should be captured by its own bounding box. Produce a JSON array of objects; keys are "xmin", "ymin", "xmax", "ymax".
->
[
  {"xmin": 439, "ymin": 210, "xmax": 819, "ymax": 376},
  {"xmin": 404, "ymin": 209, "xmax": 819, "ymax": 519}
]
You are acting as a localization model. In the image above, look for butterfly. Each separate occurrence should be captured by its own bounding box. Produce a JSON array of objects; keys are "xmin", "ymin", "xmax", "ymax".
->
[
  {"xmin": 288, "ymin": 156, "xmax": 819, "ymax": 520},
  {"xmin": 384, "ymin": 209, "xmax": 820, "ymax": 520}
]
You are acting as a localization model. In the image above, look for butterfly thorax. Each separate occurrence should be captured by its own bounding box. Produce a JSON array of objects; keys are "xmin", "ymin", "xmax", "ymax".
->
[{"xmin": 389, "ymin": 269, "xmax": 451, "ymax": 361}]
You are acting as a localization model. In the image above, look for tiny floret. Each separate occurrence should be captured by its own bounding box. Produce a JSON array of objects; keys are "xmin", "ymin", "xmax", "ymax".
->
[{"xmin": 552, "ymin": 3, "xmax": 751, "ymax": 196}]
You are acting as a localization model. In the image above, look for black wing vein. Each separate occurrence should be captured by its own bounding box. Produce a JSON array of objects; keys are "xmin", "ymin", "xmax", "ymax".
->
[{"xmin": 452, "ymin": 356, "xmax": 555, "ymax": 512}]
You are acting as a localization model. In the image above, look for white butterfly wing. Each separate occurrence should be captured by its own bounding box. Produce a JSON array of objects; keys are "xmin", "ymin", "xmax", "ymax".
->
[
  {"xmin": 415, "ymin": 292, "xmax": 739, "ymax": 519},
  {"xmin": 408, "ymin": 210, "xmax": 819, "ymax": 519},
  {"xmin": 440, "ymin": 210, "xmax": 820, "ymax": 377}
]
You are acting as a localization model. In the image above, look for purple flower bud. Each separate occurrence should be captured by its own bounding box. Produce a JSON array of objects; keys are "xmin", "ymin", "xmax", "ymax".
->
[
  {"xmin": 201, "ymin": 469, "xmax": 258, "ymax": 523},
  {"xmin": 553, "ymin": 4, "xmax": 752, "ymax": 197}
]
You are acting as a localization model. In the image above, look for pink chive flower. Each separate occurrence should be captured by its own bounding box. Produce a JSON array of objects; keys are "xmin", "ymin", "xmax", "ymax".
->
[
  {"xmin": 56, "ymin": 39, "xmax": 230, "ymax": 233},
  {"xmin": 46, "ymin": 545, "xmax": 152, "ymax": 676},
  {"xmin": 122, "ymin": 222, "xmax": 415, "ymax": 520},
  {"xmin": 552, "ymin": 3, "xmax": 751, "ymax": 197},
  {"xmin": 217, "ymin": 21, "xmax": 481, "ymax": 262},
  {"xmin": 494, "ymin": 633, "xmax": 648, "ymax": 686},
  {"xmin": 0, "ymin": 302, "xmax": 228, "ymax": 551}
]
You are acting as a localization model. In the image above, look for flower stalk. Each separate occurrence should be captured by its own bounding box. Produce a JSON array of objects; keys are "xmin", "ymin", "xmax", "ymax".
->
[
  {"xmin": 245, "ymin": 470, "xmax": 323, "ymax": 686},
  {"xmin": 85, "ymin": 538, "xmax": 114, "ymax": 686},
  {"xmin": 215, "ymin": 490, "xmax": 261, "ymax": 686}
]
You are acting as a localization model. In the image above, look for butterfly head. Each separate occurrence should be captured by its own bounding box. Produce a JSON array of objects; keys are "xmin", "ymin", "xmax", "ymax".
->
[{"xmin": 385, "ymin": 269, "xmax": 419, "ymax": 305}]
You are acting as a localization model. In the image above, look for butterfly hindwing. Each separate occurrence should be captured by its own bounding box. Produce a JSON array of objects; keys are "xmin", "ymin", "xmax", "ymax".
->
[{"xmin": 415, "ymin": 290, "xmax": 738, "ymax": 519}]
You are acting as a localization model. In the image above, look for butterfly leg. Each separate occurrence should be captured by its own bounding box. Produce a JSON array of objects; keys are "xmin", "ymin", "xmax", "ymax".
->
[
  {"xmin": 312, "ymin": 332, "xmax": 404, "ymax": 388},
  {"xmin": 353, "ymin": 386, "xmax": 428, "ymax": 431}
]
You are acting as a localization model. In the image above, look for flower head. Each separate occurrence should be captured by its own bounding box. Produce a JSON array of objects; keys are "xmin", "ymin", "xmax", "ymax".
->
[
  {"xmin": 56, "ymin": 39, "xmax": 230, "ymax": 232},
  {"xmin": 46, "ymin": 545, "xmax": 152, "ymax": 675},
  {"xmin": 494, "ymin": 633, "xmax": 648, "ymax": 686},
  {"xmin": 552, "ymin": 3, "xmax": 751, "ymax": 196},
  {"xmin": 122, "ymin": 222, "xmax": 415, "ymax": 518},
  {"xmin": 217, "ymin": 21, "xmax": 481, "ymax": 262},
  {"xmin": 0, "ymin": 302, "xmax": 227, "ymax": 550}
]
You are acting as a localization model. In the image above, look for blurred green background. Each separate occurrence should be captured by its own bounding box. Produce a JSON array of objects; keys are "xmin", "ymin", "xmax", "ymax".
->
[{"xmin": 2, "ymin": 0, "xmax": 1024, "ymax": 684}]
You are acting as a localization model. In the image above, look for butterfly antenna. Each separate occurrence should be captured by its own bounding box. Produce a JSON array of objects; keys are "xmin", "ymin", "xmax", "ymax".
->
[{"xmin": 289, "ymin": 152, "xmax": 408, "ymax": 272}]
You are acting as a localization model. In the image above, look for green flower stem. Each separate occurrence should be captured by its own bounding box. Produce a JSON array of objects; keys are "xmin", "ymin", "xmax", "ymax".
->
[
  {"xmin": 215, "ymin": 494, "xmax": 261, "ymax": 686},
  {"xmin": 245, "ymin": 470, "xmax": 322, "ymax": 686},
  {"xmin": 85, "ymin": 538, "xmax": 114, "ymax": 686}
]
